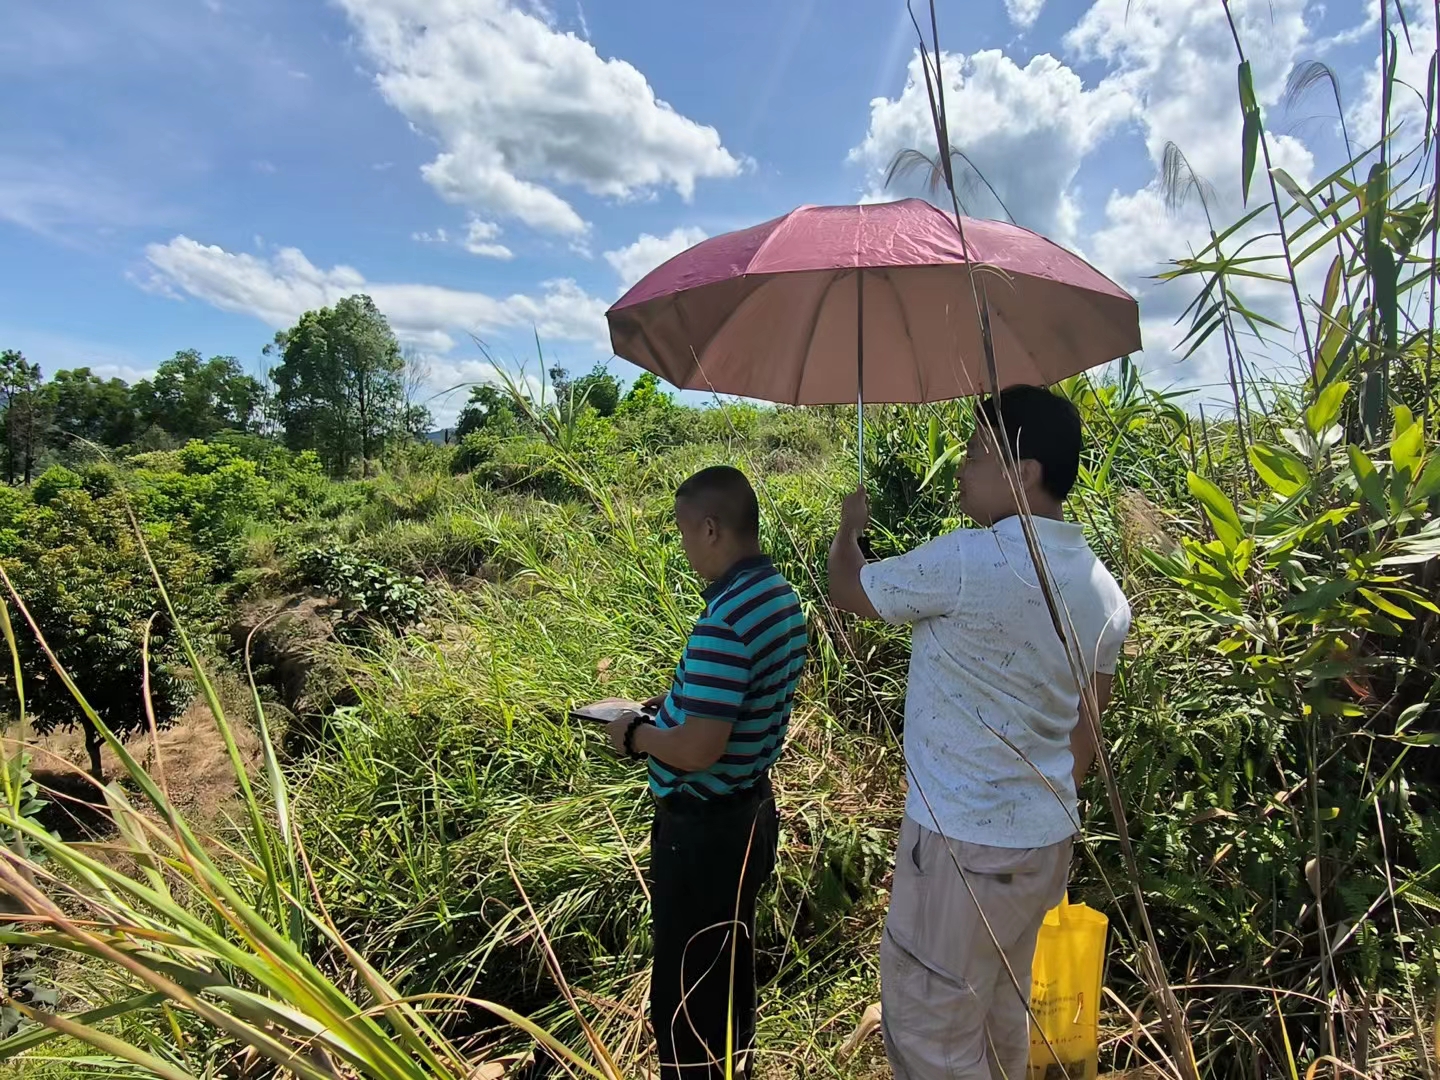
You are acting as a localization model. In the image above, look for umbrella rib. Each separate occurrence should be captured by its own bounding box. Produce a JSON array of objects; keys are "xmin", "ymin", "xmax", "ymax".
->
[
  {"xmin": 876, "ymin": 268, "xmax": 927, "ymax": 402},
  {"xmin": 791, "ymin": 271, "xmax": 845, "ymax": 406},
  {"xmin": 634, "ymin": 320, "xmax": 675, "ymax": 385},
  {"xmin": 747, "ymin": 210, "xmax": 801, "ymax": 273},
  {"xmin": 677, "ymin": 279, "xmax": 767, "ymax": 392}
]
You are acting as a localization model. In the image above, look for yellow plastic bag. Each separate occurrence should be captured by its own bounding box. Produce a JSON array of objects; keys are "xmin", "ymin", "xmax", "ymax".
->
[{"xmin": 1026, "ymin": 895, "xmax": 1107, "ymax": 1080}]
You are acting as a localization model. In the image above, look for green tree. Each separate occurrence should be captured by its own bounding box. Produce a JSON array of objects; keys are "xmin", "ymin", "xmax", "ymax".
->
[
  {"xmin": 546, "ymin": 364, "xmax": 623, "ymax": 419},
  {"xmin": 0, "ymin": 350, "xmax": 44, "ymax": 484},
  {"xmin": 266, "ymin": 295, "xmax": 406, "ymax": 474},
  {"xmin": 613, "ymin": 372, "xmax": 682, "ymax": 450},
  {"xmin": 454, "ymin": 384, "xmax": 523, "ymax": 439},
  {"xmin": 617, "ymin": 371, "xmax": 673, "ymax": 412},
  {"xmin": 44, "ymin": 367, "xmax": 139, "ymax": 449},
  {"xmin": 133, "ymin": 350, "xmax": 264, "ymax": 441},
  {"xmin": 0, "ymin": 484, "xmax": 215, "ymax": 778},
  {"xmin": 571, "ymin": 364, "xmax": 622, "ymax": 417}
]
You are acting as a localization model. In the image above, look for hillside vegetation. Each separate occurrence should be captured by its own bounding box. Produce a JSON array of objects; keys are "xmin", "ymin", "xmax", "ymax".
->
[{"xmin": 0, "ymin": 11, "xmax": 1438, "ymax": 1080}]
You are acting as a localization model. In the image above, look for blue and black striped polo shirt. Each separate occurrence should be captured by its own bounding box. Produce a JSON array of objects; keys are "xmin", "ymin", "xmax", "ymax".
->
[{"xmin": 649, "ymin": 555, "xmax": 807, "ymax": 799}]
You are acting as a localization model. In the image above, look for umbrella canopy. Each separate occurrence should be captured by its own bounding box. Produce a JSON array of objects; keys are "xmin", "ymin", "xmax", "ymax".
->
[{"xmin": 605, "ymin": 198, "xmax": 1140, "ymax": 405}]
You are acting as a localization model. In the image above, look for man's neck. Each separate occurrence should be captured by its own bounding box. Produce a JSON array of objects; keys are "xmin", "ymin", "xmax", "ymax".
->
[
  {"xmin": 992, "ymin": 502, "xmax": 1064, "ymax": 525},
  {"xmin": 706, "ymin": 547, "xmax": 765, "ymax": 583}
]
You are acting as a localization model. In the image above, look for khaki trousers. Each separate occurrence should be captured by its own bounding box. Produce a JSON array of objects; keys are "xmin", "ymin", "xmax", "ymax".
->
[{"xmin": 881, "ymin": 816, "xmax": 1071, "ymax": 1080}]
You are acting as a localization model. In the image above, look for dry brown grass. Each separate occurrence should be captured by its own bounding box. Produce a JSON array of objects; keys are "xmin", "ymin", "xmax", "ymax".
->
[{"xmin": 4, "ymin": 695, "xmax": 262, "ymax": 837}]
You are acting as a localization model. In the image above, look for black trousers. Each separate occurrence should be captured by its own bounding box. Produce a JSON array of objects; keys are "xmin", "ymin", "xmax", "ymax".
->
[{"xmin": 649, "ymin": 775, "xmax": 778, "ymax": 1080}]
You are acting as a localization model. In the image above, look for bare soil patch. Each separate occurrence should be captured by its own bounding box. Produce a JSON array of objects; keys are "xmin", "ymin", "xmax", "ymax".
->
[{"xmin": 7, "ymin": 697, "xmax": 263, "ymax": 840}]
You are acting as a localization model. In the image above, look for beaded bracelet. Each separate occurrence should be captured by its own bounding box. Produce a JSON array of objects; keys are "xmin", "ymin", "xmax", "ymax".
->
[{"xmin": 623, "ymin": 714, "xmax": 648, "ymax": 759}]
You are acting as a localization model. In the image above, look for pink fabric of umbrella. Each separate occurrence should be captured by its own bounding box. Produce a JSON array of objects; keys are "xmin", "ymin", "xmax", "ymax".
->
[{"xmin": 605, "ymin": 198, "xmax": 1140, "ymax": 406}]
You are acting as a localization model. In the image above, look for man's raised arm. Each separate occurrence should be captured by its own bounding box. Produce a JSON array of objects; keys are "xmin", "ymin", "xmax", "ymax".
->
[{"xmin": 829, "ymin": 488, "xmax": 880, "ymax": 618}]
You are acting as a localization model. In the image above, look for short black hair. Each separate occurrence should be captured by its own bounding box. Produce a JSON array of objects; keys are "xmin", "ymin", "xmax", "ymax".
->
[
  {"xmin": 675, "ymin": 466, "xmax": 760, "ymax": 539},
  {"xmin": 978, "ymin": 385, "xmax": 1083, "ymax": 500}
]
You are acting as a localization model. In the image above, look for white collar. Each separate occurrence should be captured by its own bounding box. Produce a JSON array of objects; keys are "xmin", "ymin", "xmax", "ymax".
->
[{"xmin": 991, "ymin": 514, "xmax": 1085, "ymax": 548}]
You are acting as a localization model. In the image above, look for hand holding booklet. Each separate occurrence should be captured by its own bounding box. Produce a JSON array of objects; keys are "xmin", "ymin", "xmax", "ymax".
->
[{"xmin": 570, "ymin": 698, "xmax": 656, "ymax": 724}]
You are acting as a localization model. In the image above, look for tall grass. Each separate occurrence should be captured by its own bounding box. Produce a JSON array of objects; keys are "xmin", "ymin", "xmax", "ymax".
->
[
  {"xmin": 0, "ymin": 366, "xmax": 1435, "ymax": 1078},
  {"xmin": 0, "ymin": 5, "xmax": 1437, "ymax": 1080}
]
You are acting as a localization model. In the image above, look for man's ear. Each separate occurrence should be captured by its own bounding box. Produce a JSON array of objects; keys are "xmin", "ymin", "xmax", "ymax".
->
[{"xmin": 1019, "ymin": 458, "xmax": 1045, "ymax": 494}]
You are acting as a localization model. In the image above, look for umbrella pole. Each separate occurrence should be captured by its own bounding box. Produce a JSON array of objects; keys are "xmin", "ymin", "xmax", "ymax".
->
[{"xmin": 856, "ymin": 269, "xmax": 865, "ymax": 486}]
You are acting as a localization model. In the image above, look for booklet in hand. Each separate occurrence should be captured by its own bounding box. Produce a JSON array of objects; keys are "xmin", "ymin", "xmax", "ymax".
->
[{"xmin": 569, "ymin": 698, "xmax": 655, "ymax": 724}]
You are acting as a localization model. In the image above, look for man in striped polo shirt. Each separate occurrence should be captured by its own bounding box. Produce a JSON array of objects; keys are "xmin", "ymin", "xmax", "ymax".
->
[{"xmin": 607, "ymin": 466, "xmax": 807, "ymax": 1080}]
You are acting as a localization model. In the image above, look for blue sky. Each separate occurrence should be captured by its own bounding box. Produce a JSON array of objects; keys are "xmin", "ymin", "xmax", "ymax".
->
[{"xmin": 0, "ymin": 0, "xmax": 1401, "ymax": 425}]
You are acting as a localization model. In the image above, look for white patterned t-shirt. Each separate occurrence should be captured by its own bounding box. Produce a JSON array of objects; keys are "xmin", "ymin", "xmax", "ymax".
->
[{"xmin": 860, "ymin": 515, "xmax": 1130, "ymax": 848}]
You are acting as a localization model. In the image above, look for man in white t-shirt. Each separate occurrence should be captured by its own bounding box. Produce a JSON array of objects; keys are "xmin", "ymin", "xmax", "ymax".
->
[{"xmin": 828, "ymin": 385, "xmax": 1131, "ymax": 1080}]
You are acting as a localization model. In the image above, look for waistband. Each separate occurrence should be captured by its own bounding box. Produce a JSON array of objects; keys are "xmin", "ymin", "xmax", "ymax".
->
[{"xmin": 655, "ymin": 772, "xmax": 773, "ymax": 816}]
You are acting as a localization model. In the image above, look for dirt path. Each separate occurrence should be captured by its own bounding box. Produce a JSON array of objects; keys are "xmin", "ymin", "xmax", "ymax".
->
[{"xmin": 5, "ymin": 699, "xmax": 263, "ymax": 838}]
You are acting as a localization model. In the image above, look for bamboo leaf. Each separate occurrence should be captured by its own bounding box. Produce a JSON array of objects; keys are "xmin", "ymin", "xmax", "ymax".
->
[
  {"xmin": 1316, "ymin": 304, "xmax": 1355, "ymax": 387},
  {"xmin": 1188, "ymin": 472, "xmax": 1244, "ymax": 551},
  {"xmin": 1364, "ymin": 162, "xmax": 1389, "ymax": 268},
  {"xmin": 1397, "ymin": 701, "xmax": 1431, "ymax": 732},
  {"xmin": 1179, "ymin": 300, "xmax": 1224, "ymax": 345},
  {"xmin": 1228, "ymin": 294, "xmax": 1288, "ymax": 338},
  {"xmin": 1305, "ymin": 380, "xmax": 1350, "ymax": 435},
  {"xmin": 1428, "ymin": 52, "xmax": 1438, "ymax": 152},
  {"xmin": 1390, "ymin": 404, "xmax": 1424, "ymax": 479},
  {"xmin": 1319, "ymin": 254, "xmax": 1343, "ymax": 322},
  {"xmin": 1206, "ymin": 202, "xmax": 1274, "ymax": 251},
  {"xmin": 1381, "ymin": 587, "xmax": 1440, "ymax": 614},
  {"xmin": 1283, "ymin": 577, "xmax": 1358, "ymax": 614},
  {"xmin": 1249, "ymin": 444, "xmax": 1311, "ymax": 498},
  {"xmin": 1271, "ymin": 167, "xmax": 1320, "ymax": 217},
  {"xmin": 1358, "ymin": 587, "xmax": 1415, "ymax": 620},
  {"xmin": 1348, "ymin": 445, "xmax": 1389, "ymax": 517},
  {"xmin": 1179, "ymin": 313, "xmax": 1228, "ymax": 360},
  {"xmin": 1295, "ymin": 205, "xmax": 1370, "ymax": 266},
  {"xmin": 1415, "ymin": 454, "xmax": 1440, "ymax": 499},
  {"xmin": 1392, "ymin": 732, "xmax": 1440, "ymax": 747},
  {"xmin": 919, "ymin": 441, "xmax": 963, "ymax": 490},
  {"xmin": 1239, "ymin": 61, "xmax": 1261, "ymax": 205},
  {"xmin": 1373, "ymin": 243, "xmax": 1399, "ymax": 353}
]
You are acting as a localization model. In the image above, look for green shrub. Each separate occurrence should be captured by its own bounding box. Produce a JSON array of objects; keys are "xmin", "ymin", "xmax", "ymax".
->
[
  {"xmin": 32, "ymin": 465, "xmax": 83, "ymax": 506},
  {"xmin": 0, "ymin": 485, "xmax": 28, "ymax": 530},
  {"xmin": 296, "ymin": 547, "xmax": 429, "ymax": 631},
  {"xmin": 265, "ymin": 448, "xmax": 330, "ymax": 519},
  {"xmin": 77, "ymin": 461, "xmax": 122, "ymax": 498},
  {"xmin": 0, "ymin": 488, "xmax": 216, "ymax": 776},
  {"xmin": 450, "ymin": 431, "xmax": 503, "ymax": 474},
  {"xmin": 613, "ymin": 373, "xmax": 686, "ymax": 451},
  {"xmin": 128, "ymin": 440, "xmax": 275, "ymax": 564}
]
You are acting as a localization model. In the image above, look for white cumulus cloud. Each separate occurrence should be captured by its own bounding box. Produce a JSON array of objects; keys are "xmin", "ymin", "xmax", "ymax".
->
[
  {"xmin": 335, "ymin": 0, "xmax": 743, "ymax": 236},
  {"xmin": 851, "ymin": 0, "xmax": 1338, "ymax": 402},
  {"xmin": 603, "ymin": 226, "xmax": 708, "ymax": 290},
  {"xmin": 1005, "ymin": 0, "xmax": 1046, "ymax": 31},
  {"xmin": 142, "ymin": 236, "xmax": 609, "ymax": 353},
  {"xmin": 462, "ymin": 218, "xmax": 514, "ymax": 259},
  {"xmin": 1065, "ymin": 0, "xmax": 1314, "ymax": 194},
  {"xmin": 1351, "ymin": 0, "xmax": 1436, "ymax": 145},
  {"xmin": 1065, "ymin": 0, "xmax": 1325, "ymax": 398},
  {"xmin": 849, "ymin": 49, "xmax": 1134, "ymax": 242}
]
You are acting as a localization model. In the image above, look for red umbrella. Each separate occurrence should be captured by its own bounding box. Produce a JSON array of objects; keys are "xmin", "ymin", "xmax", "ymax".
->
[{"xmin": 605, "ymin": 198, "xmax": 1140, "ymax": 471}]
